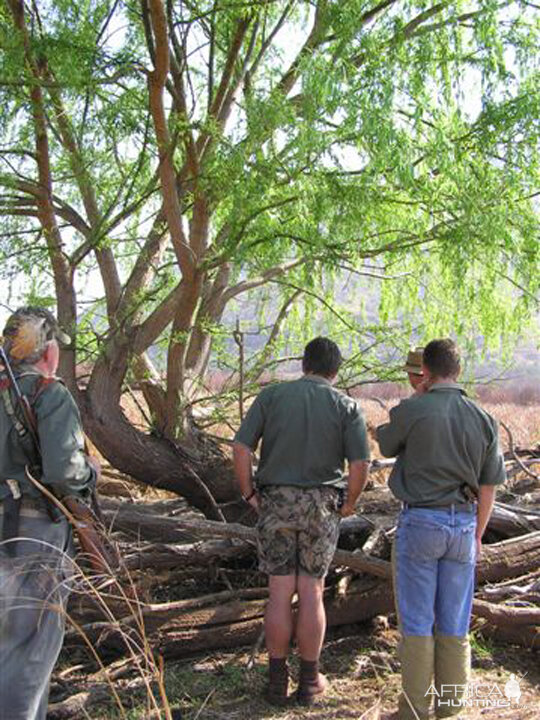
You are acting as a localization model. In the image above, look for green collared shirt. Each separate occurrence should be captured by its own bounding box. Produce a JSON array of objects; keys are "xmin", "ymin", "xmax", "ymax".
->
[
  {"xmin": 234, "ymin": 375, "xmax": 370, "ymax": 488},
  {"xmin": 0, "ymin": 372, "xmax": 94, "ymax": 501},
  {"xmin": 376, "ymin": 382, "xmax": 505, "ymax": 506}
]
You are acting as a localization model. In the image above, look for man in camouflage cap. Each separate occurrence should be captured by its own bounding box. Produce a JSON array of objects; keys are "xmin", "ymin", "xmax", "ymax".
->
[
  {"xmin": 233, "ymin": 337, "xmax": 370, "ymax": 706},
  {"xmin": 2, "ymin": 306, "xmax": 72, "ymax": 367},
  {"xmin": 0, "ymin": 306, "xmax": 95, "ymax": 720}
]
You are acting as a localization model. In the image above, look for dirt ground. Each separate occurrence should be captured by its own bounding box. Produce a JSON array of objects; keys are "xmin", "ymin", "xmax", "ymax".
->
[
  {"xmin": 89, "ymin": 620, "xmax": 539, "ymax": 719},
  {"xmin": 74, "ymin": 384, "xmax": 539, "ymax": 720}
]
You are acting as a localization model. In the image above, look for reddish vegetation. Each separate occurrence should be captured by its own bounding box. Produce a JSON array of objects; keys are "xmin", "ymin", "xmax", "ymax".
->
[{"xmin": 357, "ymin": 381, "xmax": 540, "ymax": 455}]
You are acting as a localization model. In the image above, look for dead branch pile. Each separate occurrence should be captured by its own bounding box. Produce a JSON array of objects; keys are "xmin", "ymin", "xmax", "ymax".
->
[{"xmin": 50, "ymin": 447, "xmax": 540, "ymax": 717}]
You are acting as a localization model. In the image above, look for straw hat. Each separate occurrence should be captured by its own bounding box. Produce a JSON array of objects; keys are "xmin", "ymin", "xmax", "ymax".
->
[{"xmin": 403, "ymin": 347, "xmax": 424, "ymax": 375}]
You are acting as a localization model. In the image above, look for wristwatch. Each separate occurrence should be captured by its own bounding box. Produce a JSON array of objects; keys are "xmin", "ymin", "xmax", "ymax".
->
[{"xmin": 242, "ymin": 488, "xmax": 257, "ymax": 502}]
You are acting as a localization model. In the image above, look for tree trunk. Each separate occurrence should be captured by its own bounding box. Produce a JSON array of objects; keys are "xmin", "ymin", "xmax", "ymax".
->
[{"xmin": 83, "ymin": 349, "xmax": 241, "ymax": 520}]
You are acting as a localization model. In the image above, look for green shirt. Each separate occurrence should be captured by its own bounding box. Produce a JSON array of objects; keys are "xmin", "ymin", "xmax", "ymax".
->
[
  {"xmin": 234, "ymin": 374, "xmax": 370, "ymax": 488},
  {"xmin": 0, "ymin": 372, "xmax": 94, "ymax": 501},
  {"xmin": 376, "ymin": 382, "xmax": 505, "ymax": 506}
]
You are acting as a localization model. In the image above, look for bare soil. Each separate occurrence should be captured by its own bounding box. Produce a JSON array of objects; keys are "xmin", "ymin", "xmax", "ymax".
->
[{"xmin": 86, "ymin": 620, "xmax": 539, "ymax": 719}]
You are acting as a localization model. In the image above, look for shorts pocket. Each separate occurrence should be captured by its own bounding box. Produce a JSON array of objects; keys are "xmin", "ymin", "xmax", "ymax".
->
[{"xmin": 326, "ymin": 490, "xmax": 342, "ymax": 515}]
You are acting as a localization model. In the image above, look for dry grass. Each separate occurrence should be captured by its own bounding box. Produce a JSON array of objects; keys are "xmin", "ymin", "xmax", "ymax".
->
[
  {"xmin": 359, "ymin": 397, "xmax": 540, "ymax": 455},
  {"xmin": 88, "ymin": 624, "xmax": 540, "ymax": 719},
  {"xmin": 207, "ymin": 379, "xmax": 540, "ymax": 454}
]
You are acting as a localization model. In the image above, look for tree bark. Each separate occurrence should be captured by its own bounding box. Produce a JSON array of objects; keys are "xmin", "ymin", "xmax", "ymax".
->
[{"xmin": 84, "ymin": 347, "xmax": 238, "ymax": 519}]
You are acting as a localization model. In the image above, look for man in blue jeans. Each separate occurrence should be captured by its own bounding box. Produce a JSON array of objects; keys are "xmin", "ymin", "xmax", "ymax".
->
[{"xmin": 377, "ymin": 339, "xmax": 505, "ymax": 720}]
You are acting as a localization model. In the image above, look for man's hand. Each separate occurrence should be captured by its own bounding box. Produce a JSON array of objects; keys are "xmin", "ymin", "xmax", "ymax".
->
[
  {"xmin": 342, "ymin": 460, "xmax": 370, "ymax": 516},
  {"xmin": 340, "ymin": 500, "xmax": 356, "ymax": 518},
  {"xmin": 233, "ymin": 442, "xmax": 260, "ymax": 512},
  {"xmin": 476, "ymin": 485, "xmax": 496, "ymax": 560},
  {"xmin": 475, "ymin": 535, "xmax": 482, "ymax": 559},
  {"xmin": 87, "ymin": 455, "xmax": 101, "ymax": 475}
]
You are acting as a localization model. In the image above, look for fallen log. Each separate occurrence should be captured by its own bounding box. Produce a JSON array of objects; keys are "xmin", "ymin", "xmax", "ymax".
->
[
  {"xmin": 472, "ymin": 619, "xmax": 540, "ymax": 649},
  {"xmin": 73, "ymin": 572, "xmax": 540, "ymax": 660},
  {"xmin": 102, "ymin": 489, "xmax": 540, "ymax": 557},
  {"xmin": 66, "ymin": 575, "xmax": 393, "ymax": 657},
  {"xmin": 101, "ymin": 498, "xmax": 374, "ymax": 543},
  {"xmin": 476, "ymin": 531, "xmax": 540, "ymax": 583},
  {"xmin": 66, "ymin": 531, "xmax": 540, "ymax": 659},
  {"xmin": 47, "ymin": 685, "xmax": 112, "ymax": 720},
  {"xmin": 101, "ymin": 506, "xmax": 540, "ymax": 584},
  {"xmin": 487, "ymin": 503, "xmax": 540, "ymax": 537},
  {"xmin": 156, "ymin": 576, "xmax": 394, "ymax": 659},
  {"xmin": 123, "ymin": 538, "xmax": 251, "ymax": 571},
  {"xmin": 472, "ymin": 598, "xmax": 540, "ymax": 626}
]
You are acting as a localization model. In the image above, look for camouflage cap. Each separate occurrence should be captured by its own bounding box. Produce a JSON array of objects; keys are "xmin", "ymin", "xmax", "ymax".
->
[
  {"xmin": 403, "ymin": 346, "xmax": 424, "ymax": 375},
  {"xmin": 1, "ymin": 306, "xmax": 71, "ymax": 365}
]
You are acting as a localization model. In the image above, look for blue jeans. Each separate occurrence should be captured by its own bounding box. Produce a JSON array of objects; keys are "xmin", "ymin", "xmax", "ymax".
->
[
  {"xmin": 0, "ymin": 508, "xmax": 72, "ymax": 720},
  {"xmin": 394, "ymin": 506, "xmax": 477, "ymax": 719},
  {"xmin": 395, "ymin": 506, "xmax": 476, "ymax": 636}
]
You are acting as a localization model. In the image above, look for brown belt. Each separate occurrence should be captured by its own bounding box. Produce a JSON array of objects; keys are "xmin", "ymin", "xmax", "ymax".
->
[{"xmin": 0, "ymin": 494, "xmax": 47, "ymax": 515}]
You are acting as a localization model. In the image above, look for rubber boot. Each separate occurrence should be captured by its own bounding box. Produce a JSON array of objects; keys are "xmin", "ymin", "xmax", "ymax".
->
[
  {"xmin": 296, "ymin": 659, "xmax": 328, "ymax": 705},
  {"xmin": 264, "ymin": 657, "xmax": 289, "ymax": 706}
]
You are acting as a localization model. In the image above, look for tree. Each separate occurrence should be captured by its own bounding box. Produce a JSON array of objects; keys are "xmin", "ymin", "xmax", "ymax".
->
[{"xmin": 0, "ymin": 0, "xmax": 538, "ymax": 518}]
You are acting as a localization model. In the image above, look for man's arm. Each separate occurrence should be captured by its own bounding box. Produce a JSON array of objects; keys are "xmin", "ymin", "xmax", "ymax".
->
[
  {"xmin": 36, "ymin": 381, "xmax": 94, "ymax": 497},
  {"xmin": 476, "ymin": 485, "xmax": 496, "ymax": 556},
  {"xmin": 341, "ymin": 460, "xmax": 370, "ymax": 517},
  {"xmin": 232, "ymin": 442, "xmax": 259, "ymax": 511},
  {"xmin": 376, "ymin": 402, "xmax": 409, "ymax": 457},
  {"xmin": 476, "ymin": 419, "xmax": 506, "ymax": 555},
  {"xmin": 232, "ymin": 390, "xmax": 270, "ymax": 512}
]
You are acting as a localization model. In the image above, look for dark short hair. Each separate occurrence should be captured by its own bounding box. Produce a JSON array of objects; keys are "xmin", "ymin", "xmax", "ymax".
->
[
  {"xmin": 302, "ymin": 337, "xmax": 343, "ymax": 378},
  {"xmin": 423, "ymin": 338, "xmax": 460, "ymax": 378}
]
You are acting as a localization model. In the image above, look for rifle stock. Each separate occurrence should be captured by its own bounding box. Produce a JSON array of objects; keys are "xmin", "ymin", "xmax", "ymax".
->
[
  {"xmin": 24, "ymin": 467, "xmax": 119, "ymax": 575},
  {"xmin": 62, "ymin": 494, "xmax": 120, "ymax": 575}
]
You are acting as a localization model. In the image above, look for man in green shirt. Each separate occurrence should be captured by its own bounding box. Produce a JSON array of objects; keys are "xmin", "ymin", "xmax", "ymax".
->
[
  {"xmin": 233, "ymin": 337, "xmax": 370, "ymax": 706},
  {"xmin": 377, "ymin": 339, "xmax": 505, "ymax": 720},
  {"xmin": 0, "ymin": 307, "xmax": 95, "ymax": 720}
]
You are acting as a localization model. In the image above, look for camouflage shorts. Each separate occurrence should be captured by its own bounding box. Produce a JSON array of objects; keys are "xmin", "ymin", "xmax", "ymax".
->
[{"xmin": 257, "ymin": 485, "xmax": 342, "ymax": 578}]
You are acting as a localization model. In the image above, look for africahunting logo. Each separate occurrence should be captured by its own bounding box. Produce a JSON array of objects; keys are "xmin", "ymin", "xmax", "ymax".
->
[{"xmin": 425, "ymin": 674, "xmax": 523, "ymax": 709}]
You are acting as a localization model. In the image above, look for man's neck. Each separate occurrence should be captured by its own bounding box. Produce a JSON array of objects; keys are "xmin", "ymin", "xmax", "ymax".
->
[
  {"xmin": 13, "ymin": 362, "xmax": 42, "ymax": 376},
  {"xmin": 303, "ymin": 372, "xmax": 334, "ymax": 384},
  {"xmin": 429, "ymin": 376, "xmax": 459, "ymax": 386}
]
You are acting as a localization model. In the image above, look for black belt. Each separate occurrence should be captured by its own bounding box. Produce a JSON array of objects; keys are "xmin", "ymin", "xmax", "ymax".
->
[{"xmin": 403, "ymin": 502, "xmax": 476, "ymax": 513}]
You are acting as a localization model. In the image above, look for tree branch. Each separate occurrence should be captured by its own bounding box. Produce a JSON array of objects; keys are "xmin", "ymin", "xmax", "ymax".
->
[
  {"xmin": 220, "ymin": 258, "xmax": 306, "ymax": 305},
  {"xmin": 147, "ymin": 0, "xmax": 196, "ymax": 280}
]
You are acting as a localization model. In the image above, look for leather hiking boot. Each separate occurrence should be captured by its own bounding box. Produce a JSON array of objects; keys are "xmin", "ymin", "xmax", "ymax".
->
[
  {"xmin": 264, "ymin": 657, "xmax": 289, "ymax": 706},
  {"xmin": 296, "ymin": 659, "xmax": 328, "ymax": 706}
]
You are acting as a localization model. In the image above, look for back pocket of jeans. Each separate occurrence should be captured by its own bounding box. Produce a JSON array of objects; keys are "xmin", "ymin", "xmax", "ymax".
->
[
  {"xmin": 452, "ymin": 524, "xmax": 476, "ymax": 563},
  {"xmin": 397, "ymin": 522, "xmax": 446, "ymax": 561}
]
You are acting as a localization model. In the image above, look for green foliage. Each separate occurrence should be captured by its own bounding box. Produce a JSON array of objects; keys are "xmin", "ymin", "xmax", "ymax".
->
[{"xmin": 0, "ymin": 0, "xmax": 538, "ymax": 405}]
